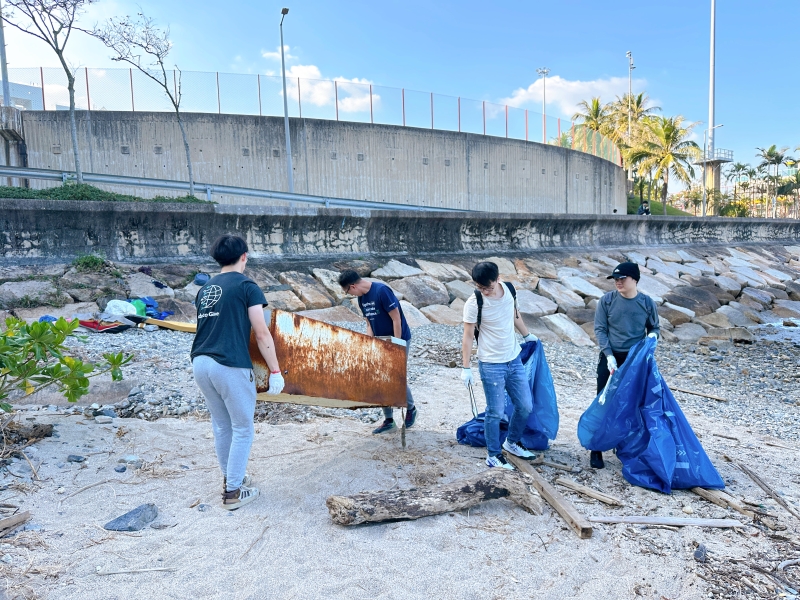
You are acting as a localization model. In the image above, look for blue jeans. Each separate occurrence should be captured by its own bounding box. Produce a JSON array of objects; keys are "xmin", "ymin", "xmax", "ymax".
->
[
  {"xmin": 383, "ymin": 342, "xmax": 415, "ymax": 419},
  {"xmin": 479, "ymin": 355, "xmax": 532, "ymax": 457}
]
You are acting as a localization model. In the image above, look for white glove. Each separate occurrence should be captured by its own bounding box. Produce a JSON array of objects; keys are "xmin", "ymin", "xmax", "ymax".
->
[
  {"xmin": 606, "ymin": 354, "xmax": 618, "ymax": 373},
  {"xmin": 461, "ymin": 367, "xmax": 473, "ymax": 388},
  {"xmin": 267, "ymin": 371, "xmax": 285, "ymax": 395},
  {"xmin": 523, "ymin": 333, "xmax": 538, "ymax": 343},
  {"xmin": 647, "ymin": 332, "xmax": 658, "ymax": 345}
]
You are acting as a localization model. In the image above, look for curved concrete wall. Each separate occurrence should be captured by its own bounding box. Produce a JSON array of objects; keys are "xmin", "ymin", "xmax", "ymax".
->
[
  {"xmin": 19, "ymin": 111, "xmax": 626, "ymax": 214},
  {"xmin": 2, "ymin": 199, "xmax": 799, "ymax": 264}
]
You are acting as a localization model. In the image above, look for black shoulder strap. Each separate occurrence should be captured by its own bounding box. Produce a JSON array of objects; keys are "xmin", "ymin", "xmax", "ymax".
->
[
  {"xmin": 474, "ymin": 290, "xmax": 483, "ymax": 341},
  {"xmin": 505, "ymin": 282, "xmax": 519, "ymax": 319}
]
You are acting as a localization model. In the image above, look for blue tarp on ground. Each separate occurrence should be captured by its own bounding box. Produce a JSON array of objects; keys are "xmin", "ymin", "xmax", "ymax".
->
[
  {"xmin": 577, "ymin": 336, "xmax": 725, "ymax": 494},
  {"xmin": 456, "ymin": 340, "xmax": 559, "ymax": 450}
]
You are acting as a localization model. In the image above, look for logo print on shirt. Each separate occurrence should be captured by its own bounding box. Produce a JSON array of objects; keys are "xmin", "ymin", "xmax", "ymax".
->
[{"xmin": 199, "ymin": 285, "xmax": 222, "ymax": 309}]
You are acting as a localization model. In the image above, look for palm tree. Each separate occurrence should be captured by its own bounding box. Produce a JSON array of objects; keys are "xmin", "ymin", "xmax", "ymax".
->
[
  {"xmin": 726, "ymin": 162, "xmax": 749, "ymax": 202},
  {"xmin": 625, "ymin": 116, "xmax": 701, "ymax": 215},
  {"xmin": 608, "ymin": 92, "xmax": 661, "ymax": 143},
  {"xmin": 572, "ymin": 97, "xmax": 611, "ymax": 133},
  {"xmin": 756, "ymin": 145, "xmax": 793, "ymax": 218}
]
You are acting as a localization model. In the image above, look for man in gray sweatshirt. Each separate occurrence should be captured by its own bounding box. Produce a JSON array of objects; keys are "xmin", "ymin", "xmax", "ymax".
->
[{"xmin": 591, "ymin": 261, "xmax": 660, "ymax": 469}]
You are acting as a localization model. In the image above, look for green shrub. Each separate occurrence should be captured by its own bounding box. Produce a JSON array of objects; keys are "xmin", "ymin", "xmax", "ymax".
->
[
  {"xmin": 0, "ymin": 183, "xmax": 208, "ymax": 204},
  {"xmin": 72, "ymin": 253, "xmax": 106, "ymax": 272},
  {"xmin": 627, "ymin": 195, "xmax": 691, "ymax": 216}
]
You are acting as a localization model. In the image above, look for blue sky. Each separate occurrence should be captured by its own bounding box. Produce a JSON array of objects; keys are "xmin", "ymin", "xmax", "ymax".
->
[{"xmin": 4, "ymin": 0, "xmax": 799, "ymax": 178}]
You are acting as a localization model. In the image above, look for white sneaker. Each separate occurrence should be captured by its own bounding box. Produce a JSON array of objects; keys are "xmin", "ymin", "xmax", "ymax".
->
[
  {"xmin": 223, "ymin": 473, "xmax": 252, "ymax": 490},
  {"xmin": 222, "ymin": 485, "xmax": 259, "ymax": 510},
  {"xmin": 486, "ymin": 454, "xmax": 515, "ymax": 470},
  {"xmin": 502, "ymin": 439, "xmax": 536, "ymax": 460}
]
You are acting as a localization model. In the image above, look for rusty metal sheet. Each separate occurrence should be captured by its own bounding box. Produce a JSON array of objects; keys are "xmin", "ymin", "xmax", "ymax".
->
[{"xmin": 249, "ymin": 309, "xmax": 407, "ymax": 409}]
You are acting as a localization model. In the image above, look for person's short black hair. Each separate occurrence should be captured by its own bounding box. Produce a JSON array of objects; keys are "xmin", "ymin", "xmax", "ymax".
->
[
  {"xmin": 338, "ymin": 269, "xmax": 362, "ymax": 288},
  {"xmin": 210, "ymin": 234, "xmax": 248, "ymax": 267},
  {"xmin": 642, "ymin": 200, "xmax": 649, "ymax": 204},
  {"xmin": 471, "ymin": 262, "xmax": 499, "ymax": 287}
]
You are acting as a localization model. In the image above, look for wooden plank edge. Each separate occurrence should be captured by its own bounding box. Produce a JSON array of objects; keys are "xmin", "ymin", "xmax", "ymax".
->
[
  {"xmin": 144, "ymin": 318, "xmax": 197, "ymax": 333},
  {"xmin": 256, "ymin": 392, "xmax": 406, "ymax": 409},
  {"xmin": 0, "ymin": 511, "xmax": 31, "ymax": 535},
  {"xmin": 587, "ymin": 515, "xmax": 744, "ymax": 528},
  {"xmin": 691, "ymin": 487, "xmax": 754, "ymax": 518},
  {"xmin": 555, "ymin": 477, "xmax": 624, "ymax": 506},
  {"xmin": 505, "ymin": 453, "xmax": 593, "ymax": 539}
]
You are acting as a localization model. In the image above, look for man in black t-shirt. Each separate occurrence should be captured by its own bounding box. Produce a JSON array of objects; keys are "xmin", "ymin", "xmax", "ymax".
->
[
  {"xmin": 338, "ymin": 269, "xmax": 416, "ymax": 435},
  {"xmin": 191, "ymin": 235, "xmax": 284, "ymax": 511}
]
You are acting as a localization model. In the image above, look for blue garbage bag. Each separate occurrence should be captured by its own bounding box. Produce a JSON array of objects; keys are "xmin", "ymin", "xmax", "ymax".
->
[
  {"xmin": 577, "ymin": 336, "xmax": 724, "ymax": 493},
  {"xmin": 457, "ymin": 340, "xmax": 559, "ymax": 450}
]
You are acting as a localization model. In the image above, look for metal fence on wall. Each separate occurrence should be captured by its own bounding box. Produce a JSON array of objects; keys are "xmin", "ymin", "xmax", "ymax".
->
[{"xmin": 4, "ymin": 67, "xmax": 622, "ymax": 165}]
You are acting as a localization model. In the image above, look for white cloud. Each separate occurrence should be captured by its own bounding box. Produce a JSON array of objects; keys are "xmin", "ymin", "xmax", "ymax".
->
[
  {"xmin": 261, "ymin": 45, "xmax": 296, "ymax": 61},
  {"xmin": 279, "ymin": 64, "xmax": 376, "ymax": 114},
  {"xmin": 501, "ymin": 75, "xmax": 648, "ymax": 119}
]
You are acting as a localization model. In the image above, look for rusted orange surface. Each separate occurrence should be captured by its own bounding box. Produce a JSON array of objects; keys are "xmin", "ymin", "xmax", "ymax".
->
[{"xmin": 249, "ymin": 309, "xmax": 407, "ymax": 408}]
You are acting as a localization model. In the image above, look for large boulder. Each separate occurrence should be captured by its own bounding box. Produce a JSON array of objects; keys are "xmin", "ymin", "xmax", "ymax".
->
[
  {"xmin": 415, "ymin": 260, "xmax": 470, "ymax": 282},
  {"xmin": 516, "ymin": 290, "xmax": 558, "ymax": 318},
  {"xmin": 445, "ymin": 280, "xmax": 476, "ymax": 302},
  {"xmin": 705, "ymin": 257, "xmax": 727, "ymax": 275},
  {"xmin": 659, "ymin": 315, "xmax": 674, "ymax": 331},
  {"xmin": 785, "ymin": 281, "xmax": 800, "ymax": 301},
  {"xmin": 399, "ymin": 301, "xmax": 431, "ymax": 328},
  {"xmin": 772, "ymin": 300, "xmax": 800, "ymax": 319},
  {"xmin": 646, "ymin": 259, "xmax": 682, "ymax": 279},
  {"xmin": 624, "ymin": 251, "xmax": 648, "ymax": 266},
  {"xmin": 279, "ymin": 272, "xmax": 334, "ymax": 309},
  {"xmin": 679, "ymin": 274, "xmax": 716, "ymax": 288},
  {"xmin": 657, "ymin": 250, "xmax": 683, "ymax": 263},
  {"xmin": 586, "ymin": 277, "xmax": 616, "ymax": 293},
  {"xmin": 371, "ymin": 259, "xmax": 424, "ymax": 280},
  {"xmin": 694, "ymin": 311, "xmax": 733, "ymax": 330},
  {"xmin": 331, "ymin": 259, "xmax": 379, "ymax": 277},
  {"xmin": 713, "ymin": 275, "xmax": 742, "ymax": 295},
  {"xmin": 672, "ymin": 323, "xmax": 708, "ymax": 344},
  {"xmin": 0, "ymin": 280, "xmax": 66, "ymax": 309},
  {"xmin": 653, "ymin": 272, "xmax": 685, "ymax": 289},
  {"xmin": 126, "ymin": 272, "xmax": 174, "ymax": 300},
  {"xmin": 765, "ymin": 287, "xmax": 789, "ymax": 300},
  {"xmin": 12, "ymin": 301, "xmax": 99, "ymax": 323},
  {"xmin": 480, "ymin": 257, "xmax": 517, "ymax": 276},
  {"xmin": 158, "ymin": 298, "xmax": 197, "ymax": 323},
  {"xmin": 523, "ymin": 259, "xmax": 558, "ymax": 279},
  {"xmin": 175, "ymin": 282, "xmax": 202, "ymax": 303},
  {"xmin": 298, "ymin": 306, "xmax": 364, "ymax": 325},
  {"xmin": 698, "ymin": 286, "xmax": 734, "ymax": 305},
  {"xmin": 565, "ymin": 308, "xmax": 596, "ymax": 325},
  {"xmin": 580, "ymin": 322, "xmax": 597, "ymax": 344},
  {"xmin": 729, "ymin": 266, "xmax": 768, "ymax": 288},
  {"xmin": 717, "ymin": 305, "xmax": 759, "ymax": 327},
  {"xmin": 450, "ymin": 298, "xmax": 466, "ymax": 313},
  {"xmin": 420, "ymin": 304, "xmax": 463, "ymax": 325},
  {"xmin": 636, "ymin": 275, "xmax": 671, "ymax": 304},
  {"xmin": 537, "ymin": 280, "xmax": 584, "ymax": 311},
  {"xmin": 389, "ymin": 276, "xmax": 449, "ymax": 308},
  {"xmin": 763, "ymin": 268, "xmax": 793, "ymax": 283},
  {"xmin": 541, "ymin": 314, "xmax": 594, "ymax": 346},
  {"xmin": 59, "ymin": 271, "xmax": 126, "ymax": 303},
  {"xmin": 663, "ymin": 286, "xmax": 720, "ymax": 316},
  {"xmin": 658, "ymin": 303, "xmax": 694, "ymax": 326},
  {"xmin": 512, "ymin": 259, "xmax": 541, "ymax": 289},
  {"xmin": 739, "ymin": 287, "xmax": 773, "ymax": 308},
  {"xmin": 560, "ymin": 276, "xmax": 605, "ymax": 300},
  {"xmin": 244, "ymin": 267, "xmax": 282, "ymax": 290},
  {"xmin": 312, "ymin": 268, "xmax": 349, "ymax": 303},
  {"xmin": 684, "ymin": 262, "xmax": 714, "ymax": 276},
  {"xmin": 264, "ymin": 290, "xmax": 306, "ymax": 312}
]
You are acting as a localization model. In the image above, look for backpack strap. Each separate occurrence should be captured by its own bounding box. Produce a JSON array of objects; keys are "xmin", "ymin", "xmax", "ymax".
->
[
  {"xmin": 505, "ymin": 282, "xmax": 519, "ymax": 319},
  {"xmin": 473, "ymin": 290, "xmax": 483, "ymax": 342}
]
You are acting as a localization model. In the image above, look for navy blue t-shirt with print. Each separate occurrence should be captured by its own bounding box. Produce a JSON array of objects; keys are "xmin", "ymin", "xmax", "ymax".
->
[
  {"xmin": 190, "ymin": 272, "xmax": 267, "ymax": 369},
  {"xmin": 358, "ymin": 281, "xmax": 411, "ymax": 341}
]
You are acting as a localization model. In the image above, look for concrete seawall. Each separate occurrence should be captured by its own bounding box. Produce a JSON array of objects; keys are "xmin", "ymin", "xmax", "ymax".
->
[{"xmin": 3, "ymin": 199, "xmax": 800, "ymax": 264}]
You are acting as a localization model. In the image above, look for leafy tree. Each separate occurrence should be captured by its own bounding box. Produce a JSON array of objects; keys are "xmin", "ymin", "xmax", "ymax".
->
[
  {"xmin": 2, "ymin": 0, "xmax": 95, "ymax": 184},
  {"xmin": 624, "ymin": 116, "xmax": 700, "ymax": 215},
  {"xmin": 725, "ymin": 162, "xmax": 749, "ymax": 202},
  {"xmin": 608, "ymin": 92, "xmax": 660, "ymax": 143},
  {"xmin": 0, "ymin": 317, "xmax": 131, "ymax": 412},
  {"xmin": 756, "ymin": 145, "xmax": 793, "ymax": 218}
]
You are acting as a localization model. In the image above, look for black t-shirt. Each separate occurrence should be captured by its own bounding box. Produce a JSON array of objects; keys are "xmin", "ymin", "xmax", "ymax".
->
[
  {"xmin": 357, "ymin": 281, "xmax": 411, "ymax": 341},
  {"xmin": 190, "ymin": 272, "xmax": 267, "ymax": 368}
]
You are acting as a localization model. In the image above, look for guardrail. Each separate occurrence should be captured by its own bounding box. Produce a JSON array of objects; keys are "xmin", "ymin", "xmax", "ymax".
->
[{"xmin": 0, "ymin": 166, "xmax": 470, "ymax": 212}]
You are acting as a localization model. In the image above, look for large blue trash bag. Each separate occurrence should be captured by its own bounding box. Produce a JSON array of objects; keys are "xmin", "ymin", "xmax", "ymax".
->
[
  {"xmin": 577, "ymin": 336, "xmax": 724, "ymax": 493},
  {"xmin": 456, "ymin": 340, "xmax": 559, "ymax": 450}
]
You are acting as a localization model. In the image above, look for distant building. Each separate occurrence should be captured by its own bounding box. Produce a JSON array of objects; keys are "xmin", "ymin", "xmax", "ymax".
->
[{"xmin": 0, "ymin": 80, "xmax": 44, "ymax": 110}]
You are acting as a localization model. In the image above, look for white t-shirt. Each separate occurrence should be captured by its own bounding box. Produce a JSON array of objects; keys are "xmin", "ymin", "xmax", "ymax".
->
[{"xmin": 463, "ymin": 283, "xmax": 520, "ymax": 364}]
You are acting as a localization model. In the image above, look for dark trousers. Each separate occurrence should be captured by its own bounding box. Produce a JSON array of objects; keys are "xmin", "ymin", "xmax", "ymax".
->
[{"xmin": 596, "ymin": 350, "xmax": 629, "ymax": 394}]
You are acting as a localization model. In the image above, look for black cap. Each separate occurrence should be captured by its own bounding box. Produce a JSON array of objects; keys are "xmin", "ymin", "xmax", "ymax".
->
[{"xmin": 607, "ymin": 262, "xmax": 640, "ymax": 281}]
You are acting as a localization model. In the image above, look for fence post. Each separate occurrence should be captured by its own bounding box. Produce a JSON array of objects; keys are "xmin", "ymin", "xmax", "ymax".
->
[
  {"xmin": 298, "ymin": 77, "xmax": 302, "ymax": 118},
  {"xmin": 401, "ymin": 88, "xmax": 405, "ymax": 126},
  {"xmin": 257, "ymin": 74, "xmax": 262, "ymax": 116},
  {"xmin": 525, "ymin": 110, "xmax": 528, "ymax": 141},
  {"xmin": 85, "ymin": 67, "xmax": 91, "ymax": 110},
  {"xmin": 482, "ymin": 101, "xmax": 485, "ymax": 135},
  {"xmin": 571, "ymin": 123, "xmax": 575, "ymax": 149},
  {"xmin": 173, "ymin": 70, "xmax": 177, "ymax": 99},
  {"xmin": 457, "ymin": 97, "xmax": 460, "ymax": 132},
  {"xmin": 40, "ymin": 67, "xmax": 45, "ymax": 110},
  {"xmin": 129, "ymin": 68, "xmax": 135, "ymax": 111},
  {"xmin": 558, "ymin": 118, "xmax": 561, "ymax": 141},
  {"xmin": 430, "ymin": 92, "xmax": 434, "ymax": 129},
  {"xmin": 216, "ymin": 72, "xmax": 221, "ymax": 114},
  {"xmin": 335, "ymin": 80, "xmax": 339, "ymax": 121},
  {"xmin": 505, "ymin": 105, "xmax": 508, "ymax": 138},
  {"xmin": 369, "ymin": 84, "xmax": 373, "ymax": 123}
]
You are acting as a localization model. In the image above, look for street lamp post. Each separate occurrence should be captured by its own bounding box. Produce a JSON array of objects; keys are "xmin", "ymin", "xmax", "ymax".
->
[
  {"xmin": 536, "ymin": 67, "xmax": 549, "ymax": 144},
  {"xmin": 279, "ymin": 8, "xmax": 294, "ymax": 194},
  {"xmin": 702, "ymin": 123, "xmax": 723, "ymax": 217},
  {"xmin": 626, "ymin": 51, "xmax": 635, "ymax": 180},
  {"xmin": 0, "ymin": 0, "xmax": 11, "ymax": 107}
]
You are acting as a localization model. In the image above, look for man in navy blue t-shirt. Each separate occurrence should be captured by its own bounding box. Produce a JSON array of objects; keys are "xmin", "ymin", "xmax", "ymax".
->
[{"xmin": 338, "ymin": 269, "xmax": 416, "ymax": 434}]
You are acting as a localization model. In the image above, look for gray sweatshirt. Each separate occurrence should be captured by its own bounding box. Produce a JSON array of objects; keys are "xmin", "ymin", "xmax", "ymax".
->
[{"xmin": 594, "ymin": 290, "xmax": 660, "ymax": 357}]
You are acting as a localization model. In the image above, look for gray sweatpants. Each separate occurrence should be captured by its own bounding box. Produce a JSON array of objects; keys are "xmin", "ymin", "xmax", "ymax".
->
[
  {"xmin": 382, "ymin": 342, "xmax": 415, "ymax": 419},
  {"xmin": 192, "ymin": 355, "xmax": 256, "ymax": 491}
]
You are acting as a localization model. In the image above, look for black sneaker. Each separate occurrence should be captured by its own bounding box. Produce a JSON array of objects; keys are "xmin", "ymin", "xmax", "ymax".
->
[
  {"xmin": 405, "ymin": 406, "xmax": 417, "ymax": 428},
  {"xmin": 372, "ymin": 419, "xmax": 396, "ymax": 434},
  {"xmin": 590, "ymin": 451, "xmax": 605, "ymax": 469}
]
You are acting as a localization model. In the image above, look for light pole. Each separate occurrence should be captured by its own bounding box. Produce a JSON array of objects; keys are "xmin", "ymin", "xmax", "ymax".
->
[
  {"xmin": 626, "ymin": 51, "xmax": 635, "ymax": 180},
  {"xmin": 279, "ymin": 7, "xmax": 294, "ymax": 194},
  {"xmin": 536, "ymin": 67, "xmax": 549, "ymax": 143},
  {"xmin": 702, "ymin": 123, "xmax": 723, "ymax": 217},
  {"xmin": 0, "ymin": 0, "xmax": 11, "ymax": 107}
]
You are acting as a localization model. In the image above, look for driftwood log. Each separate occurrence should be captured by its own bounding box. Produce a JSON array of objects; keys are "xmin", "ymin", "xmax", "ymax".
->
[{"xmin": 326, "ymin": 468, "xmax": 542, "ymax": 526}]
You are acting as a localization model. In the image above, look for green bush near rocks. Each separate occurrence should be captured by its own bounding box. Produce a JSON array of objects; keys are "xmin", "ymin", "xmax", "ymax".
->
[{"xmin": 0, "ymin": 183, "xmax": 208, "ymax": 204}]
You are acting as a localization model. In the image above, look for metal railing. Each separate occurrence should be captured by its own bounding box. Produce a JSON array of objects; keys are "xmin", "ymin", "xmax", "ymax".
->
[
  {"xmin": 2, "ymin": 67, "xmax": 623, "ymax": 166},
  {"xmin": 0, "ymin": 165, "xmax": 469, "ymax": 212}
]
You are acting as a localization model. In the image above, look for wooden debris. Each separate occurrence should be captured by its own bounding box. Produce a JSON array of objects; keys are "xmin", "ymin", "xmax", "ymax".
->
[
  {"xmin": 532, "ymin": 456, "xmax": 581, "ymax": 473},
  {"xmin": 691, "ymin": 487, "xmax": 755, "ymax": 518},
  {"xmin": 326, "ymin": 468, "xmax": 542, "ymax": 526},
  {"xmin": 712, "ymin": 433, "xmax": 740, "ymax": 441},
  {"xmin": 728, "ymin": 458, "xmax": 800, "ymax": 521},
  {"xmin": 505, "ymin": 453, "xmax": 593, "ymax": 539},
  {"xmin": 241, "ymin": 521, "xmax": 270, "ymax": 559},
  {"xmin": 144, "ymin": 318, "xmax": 196, "ymax": 333},
  {"xmin": 587, "ymin": 515, "xmax": 744, "ymax": 528},
  {"xmin": 672, "ymin": 386, "xmax": 728, "ymax": 402},
  {"xmin": 0, "ymin": 511, "xmax": 30, "ymax": 536},
  {"xmin": 96, "ymin": 567, "xmax": 177, "ymax": 576},
  {"xmin": 555, "ymin": 477, "xmax": 623, "ymax": 506},
  {"xmin": 778, "ymin": 558, "xmax": 800, "ymax": 571}
]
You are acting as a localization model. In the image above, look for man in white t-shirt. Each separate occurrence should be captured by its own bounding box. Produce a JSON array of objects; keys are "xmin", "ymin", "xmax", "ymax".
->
[{"xmin": 460, "ymin": 261, "xmax": 540, "ymax": 470}]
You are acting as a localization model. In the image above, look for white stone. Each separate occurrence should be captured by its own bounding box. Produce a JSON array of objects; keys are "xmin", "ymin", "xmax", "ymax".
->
[
  {"xmin": 175, "ymin": 282, "xmax": 201, "ymax": 303},
  {"xmin": 657, "ymin": 250, "xmax": 683, "ymax": 263},
  {"xmin": 516, "ymin": 290, "xmax": 558, "ymax": 317},
  {"xmin": 371, "ymin": 259, "xmax": 424, "ymax": 280},
  {"xmin": 636, "ymin": 275, "xmax": 671, "ymax": 304},
  {"xmin": 537, "ymin": 280, "xmax": 585, "ymax": 311},
  {"xmin": 646, "ymin": 259, "xmax": 682, "ymax": 279},
  {"xmin": 0, "ymin": 280, "xmax": 61, "ymax": 307},
  {"xmin": 672, "ymin": 323, "xmax": 707, "ymax": 343},
  {"xmin": 717, "ymin": 305, "xmax": 758, "ymax": 327},
  {"xmin": 312, "ymin": 268, "xmax": 349, "ymax": 302},
  {"xmin": 561, "ymin": 276, "xmax": 605, "ymax": 300},
  {"xmin": 480, "ymin": 257, "xmax": 517, "ymax": 276},
  {"xmin": 415, "ymin": 260, "xmax": 470, "ymax": 282},
  {"xmin": 723, "ymin": 257, "xmax": 755, "ymax": 269},
  {"xmin": 729, "ymin": 266, "xmax": 767, "ymax": 288},
  {"xmin": 625, "ymin": 251, "xmax": 648, "ymax": 266},
  {"xmin": 126, "ymin": 272, "xmax": 174, "ymax": 300},
  {"xmin": 298, "ymin": 306, "xmax": 364, "ymax": 324},
  {"xmin": 445, "ymin": 280, "xmax": 476, "ymax": 302},
  {"xmin": 664, "ymin": 302, "xmax": 695, "ymax": 319},
  {"xmin": 540, "ymin": 314, "xmax": 594, "ymax": 346},
  {"xmin": 400, "ymin": 300, "xmax": 431, "ymax": 328},
  {"xmin": 713, "ymin": 275, "xmax": 742, "ymax": 295},
  {"xmin": 12, "ymin": 301, "xmax": 99, "ymax": 323},
  {"xmin": 653, "ymin": 272, "xmax": 685, "ymax": 289},
  {"xmin": 420, "ymin": 304, "xmax": 463, "ymax": 325},
  {"xmin": 684, "ymin": 261, "xmax": 714, "ymax": 276},
  {"xmin": 450, "ymin": 298, "xmax": 466, "ymax": 313},
  {"xmin": 557, "ymin": 267, "xmax": 592, "ymax": 280},
  {"xmin": 677, "ymin": 250, "xmax": 697, "ymax": 262}
]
